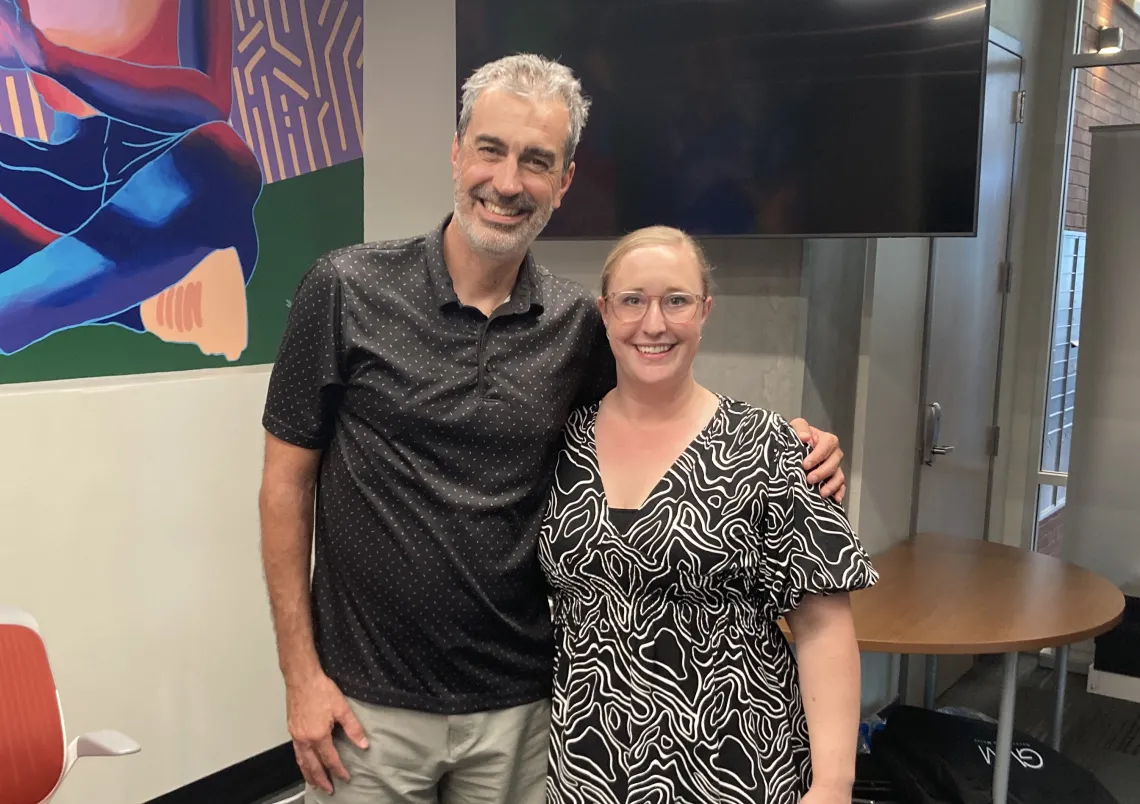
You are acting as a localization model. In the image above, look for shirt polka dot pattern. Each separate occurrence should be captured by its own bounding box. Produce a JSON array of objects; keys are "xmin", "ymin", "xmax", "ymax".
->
[{"xmin": 262, "ymin": 215, "xmax": 616, "ymax": 714}]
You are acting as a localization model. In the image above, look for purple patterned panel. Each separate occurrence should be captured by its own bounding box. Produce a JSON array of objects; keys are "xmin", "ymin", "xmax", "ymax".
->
[{"xmin": 230, "ymin": 0, "xmax": 364, "ymax": 182}]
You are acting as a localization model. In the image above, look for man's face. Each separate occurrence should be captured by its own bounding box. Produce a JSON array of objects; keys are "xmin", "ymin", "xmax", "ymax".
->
[{"xmin": 451, "ymin": 89, "xmax": 576, "ymax": 257}]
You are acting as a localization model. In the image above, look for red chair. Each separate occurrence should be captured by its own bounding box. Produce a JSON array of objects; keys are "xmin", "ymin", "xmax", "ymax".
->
[{"xmin": 0, "ymin": 606, "xmax": 140, "ymax": 804}]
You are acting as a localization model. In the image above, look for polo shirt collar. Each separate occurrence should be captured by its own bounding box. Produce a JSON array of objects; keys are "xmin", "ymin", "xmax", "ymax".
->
[{"xmin": 425, "ymin": 215, "xmax": 545, "ymax": 315}]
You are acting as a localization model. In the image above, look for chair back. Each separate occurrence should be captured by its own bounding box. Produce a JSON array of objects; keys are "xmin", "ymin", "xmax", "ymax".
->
[{"xmin": 0, "ymin": 609, "xmax": 66, "ymax": 804}]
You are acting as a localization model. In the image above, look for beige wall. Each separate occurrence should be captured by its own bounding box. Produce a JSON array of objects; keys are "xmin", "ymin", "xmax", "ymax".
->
[{"xmin": 0, "ymin": 368, "xmax": 285, "ymax": 804}]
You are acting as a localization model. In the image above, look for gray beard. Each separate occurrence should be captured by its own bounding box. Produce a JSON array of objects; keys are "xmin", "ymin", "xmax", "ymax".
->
[{"xmin": 452, "ymin": 187, "xmax": 554, "ymax": 256}]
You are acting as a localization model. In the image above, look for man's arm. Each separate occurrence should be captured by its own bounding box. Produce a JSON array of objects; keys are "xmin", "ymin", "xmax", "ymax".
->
[
  {"xmin": 259, "ymin": 432, "xmax": 368, "ymax": 794},
  {"xmin": 259, "ymin": 433, "xmax": 323, "ymax": 687},
  {"xmin": 787, "ymin": 418, "xmax": 846, "ymax": 501},
  {"xmin": 258, "ymin": 255, "xmax": 361, "ymax": 794}
]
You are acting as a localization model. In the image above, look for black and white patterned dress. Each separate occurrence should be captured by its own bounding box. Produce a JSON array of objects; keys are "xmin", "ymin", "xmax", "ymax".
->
[{"xmin": 538, "ymin": 395, "xmax": 879, "ymax": 804}]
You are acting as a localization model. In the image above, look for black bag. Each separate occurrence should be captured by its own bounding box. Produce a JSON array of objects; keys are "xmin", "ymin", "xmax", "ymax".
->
[
  {"xmin": 869, "ymin": 705, "xmax": 1119, "ymax": 804},
  {"xmin": 854, "ymin": 752, "xmax": 907, "ymax": 802}
]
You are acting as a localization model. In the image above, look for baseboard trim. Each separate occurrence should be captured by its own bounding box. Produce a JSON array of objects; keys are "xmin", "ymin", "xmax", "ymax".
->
[
  {"xmin": 1088, "ymin": 664, "xmax": 1140, "ymax": 704},
  {"xmin": 142, "ymin": 743, "xmax": 301, "ymax": 804}
]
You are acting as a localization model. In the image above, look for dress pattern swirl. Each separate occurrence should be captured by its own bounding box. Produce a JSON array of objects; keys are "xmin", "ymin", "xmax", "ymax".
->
[{"xmin": 538, "ymin": 395, "xmax": 878, "ymax": 803}]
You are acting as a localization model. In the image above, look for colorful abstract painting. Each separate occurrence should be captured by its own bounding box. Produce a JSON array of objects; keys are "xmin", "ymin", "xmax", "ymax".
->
[{"xmin": 0, "ymin": 0, "xmax": 363, "ymax": 384}]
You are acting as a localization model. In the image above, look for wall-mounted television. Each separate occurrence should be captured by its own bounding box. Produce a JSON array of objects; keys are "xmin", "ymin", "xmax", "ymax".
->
[{"xmin": 455, "ymin": 0, "xmax": 992, "ymax": 239}]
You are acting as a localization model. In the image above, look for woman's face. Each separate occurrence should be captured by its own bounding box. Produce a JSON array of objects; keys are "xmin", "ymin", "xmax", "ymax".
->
[{"xmin": 598, "ymin": 243, "xmax": 711, "ymax": 390}]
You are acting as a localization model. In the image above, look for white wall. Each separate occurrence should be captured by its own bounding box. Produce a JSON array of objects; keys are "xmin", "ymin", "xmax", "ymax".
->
[
  {"xmin": 0, "ymin": 368, "xmax": 285, "ymax": 804},
  {"xmin": 1061, "ymin": 125, "xmax": 1140, "ymax": 595}
]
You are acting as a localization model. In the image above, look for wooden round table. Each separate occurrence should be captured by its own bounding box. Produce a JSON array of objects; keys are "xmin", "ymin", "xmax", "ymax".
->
[{"xmin": 782, "ymin": 532, "xmax": 1124, "ymax": 804}]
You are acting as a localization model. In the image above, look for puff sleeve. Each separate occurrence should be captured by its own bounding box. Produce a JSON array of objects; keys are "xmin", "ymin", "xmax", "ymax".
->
[{"xmin": 761, "ymin": 416, "xmax": 878, "ymax": 616}]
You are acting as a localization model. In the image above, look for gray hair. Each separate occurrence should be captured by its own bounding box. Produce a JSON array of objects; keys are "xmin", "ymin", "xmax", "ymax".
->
[{"xmin": 457, "ymin": 54, "xmax": 591, "ymax": 171}]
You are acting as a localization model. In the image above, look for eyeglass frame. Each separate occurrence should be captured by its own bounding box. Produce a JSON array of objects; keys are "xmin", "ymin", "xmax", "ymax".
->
[{"xmin": 603, "ymin": 290, "xmax": 708, "ymax": 324}]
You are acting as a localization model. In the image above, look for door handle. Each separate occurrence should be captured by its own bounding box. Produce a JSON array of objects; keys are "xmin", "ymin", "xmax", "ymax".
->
[{"xmin": 922, "ymin": 402, "xmax": 955, "ymax": 465}]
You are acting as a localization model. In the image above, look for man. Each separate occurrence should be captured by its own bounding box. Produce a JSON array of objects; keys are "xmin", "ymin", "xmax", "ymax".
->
[{"xmin": 259, "ymin": 54, "xmax": 848, "ymax": 804}]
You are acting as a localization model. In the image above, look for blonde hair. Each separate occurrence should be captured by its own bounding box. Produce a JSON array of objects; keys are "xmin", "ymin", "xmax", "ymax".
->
[{"xmin": 600, "ymin": 226, "xmax": 713, "ymax": 296}]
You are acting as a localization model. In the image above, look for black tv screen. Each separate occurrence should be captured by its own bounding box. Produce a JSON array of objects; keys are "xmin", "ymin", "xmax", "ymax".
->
[{"xmin": 455, "ymin": 0, "xmax": 991, "ymax": 238}]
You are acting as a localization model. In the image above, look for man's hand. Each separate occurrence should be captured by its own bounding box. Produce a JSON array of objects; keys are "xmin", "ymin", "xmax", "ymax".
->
[
  {"xmin": 287, "ymin": 672, "xmax": 369, "ymax": 794},
  {"xmin": 788, "ymin": 417, "xmax": 846, "ymax": 502}
]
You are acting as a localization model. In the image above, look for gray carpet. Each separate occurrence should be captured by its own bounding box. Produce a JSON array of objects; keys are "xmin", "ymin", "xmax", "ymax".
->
[{"xmin": 935, "ymin": 653, "xmax": 1140, "ymax": 803}]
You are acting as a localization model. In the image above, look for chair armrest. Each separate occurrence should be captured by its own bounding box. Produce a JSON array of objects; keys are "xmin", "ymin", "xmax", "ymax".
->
[{"xmin": 74, "ymin": 730, "xmax": 141, "ymax": 758}]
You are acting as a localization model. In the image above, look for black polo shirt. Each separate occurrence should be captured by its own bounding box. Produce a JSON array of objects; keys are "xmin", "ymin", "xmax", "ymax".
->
[{"xmin": 262, "ymin": 216, "xmax": 615, "ymax": 714}]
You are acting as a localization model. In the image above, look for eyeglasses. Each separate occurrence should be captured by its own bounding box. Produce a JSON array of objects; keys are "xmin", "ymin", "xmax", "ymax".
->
[{"xmin": 605, "ymin": 291, "xmax": 705, "ymax": 324}]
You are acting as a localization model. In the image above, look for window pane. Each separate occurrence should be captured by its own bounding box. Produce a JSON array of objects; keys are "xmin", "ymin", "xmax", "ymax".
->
[
  {"xmin": 1081, "ymin": 0, "xmax": 1140, "ymax": 54},
  {"xmin": 1034, "ymin": 485, "xmax": 1067, "ymax": 557}
]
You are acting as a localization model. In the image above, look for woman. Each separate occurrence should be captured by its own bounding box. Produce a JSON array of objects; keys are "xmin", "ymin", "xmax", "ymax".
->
[{"xmin": 539, "ymin": 226, "xmax": 878, "ymax": 804}]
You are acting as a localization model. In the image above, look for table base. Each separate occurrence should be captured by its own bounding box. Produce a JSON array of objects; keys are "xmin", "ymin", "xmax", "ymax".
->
[{"xmin": 904, "ymin": 646, "xmax": 1071, "ymax": 804}]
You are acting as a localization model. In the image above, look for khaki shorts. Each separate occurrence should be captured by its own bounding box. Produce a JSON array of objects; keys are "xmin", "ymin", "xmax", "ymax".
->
[{"xmin": 305, "ymin": 697, "xmax": 550, "ymax": 804}]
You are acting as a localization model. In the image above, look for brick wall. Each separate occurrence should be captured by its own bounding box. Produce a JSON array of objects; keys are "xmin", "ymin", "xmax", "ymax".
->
[
  {"xmin": 1037, "ymin": 507, "xmax": 1065, "ymax": 558},
  {"xmin": 1067, "ymin": 0, "xmax": 1140, "ymax": 231}
]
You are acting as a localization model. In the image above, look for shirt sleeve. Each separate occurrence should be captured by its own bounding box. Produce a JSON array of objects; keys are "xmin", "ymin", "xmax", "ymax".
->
[
  {"xmin": 261, "ymin": 256, "xmax": 346, "ymax": 450},
  {"xmin": 572, "ymin": 312, "xmax": 617, "ymax": 409},
  {"xmin": 761, "ymin": 414, "xmax": 878, "ymax": 615}
]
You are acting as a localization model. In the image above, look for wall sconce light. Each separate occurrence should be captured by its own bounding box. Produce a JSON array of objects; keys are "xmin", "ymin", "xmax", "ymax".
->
[{"xmin": 1097, "ymin": 26, "xmax": 1124, "ymax": 55}]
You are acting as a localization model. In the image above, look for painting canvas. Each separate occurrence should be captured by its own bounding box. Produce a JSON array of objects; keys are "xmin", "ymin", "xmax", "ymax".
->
[{"xmin": 0, "ymin": 0, "xmax": 364, "ymax": 384}]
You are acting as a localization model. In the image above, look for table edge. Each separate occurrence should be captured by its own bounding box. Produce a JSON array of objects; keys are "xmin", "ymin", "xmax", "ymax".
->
[
  {"xmin": 778, "ymin": 602, "xmax": 1125, "ymax": 654},
  {"xmin": 854, "ymin": 610, "xmax": 1124, "ymax": 654}
]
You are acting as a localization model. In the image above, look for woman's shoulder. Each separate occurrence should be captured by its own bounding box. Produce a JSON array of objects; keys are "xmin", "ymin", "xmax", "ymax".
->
[
  {"xmin": 561, "ymin": 400, "xmax": 600, "ymax": 443},
  {"xmin": 713, "ymin": 395, "xmax": 797, "ymax": 444}
]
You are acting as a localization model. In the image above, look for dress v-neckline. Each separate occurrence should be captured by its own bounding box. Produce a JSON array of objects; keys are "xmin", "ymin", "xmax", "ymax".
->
[{"xmin": 589, "ymin": 394, "xmax": 725, "ymax": 519}]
